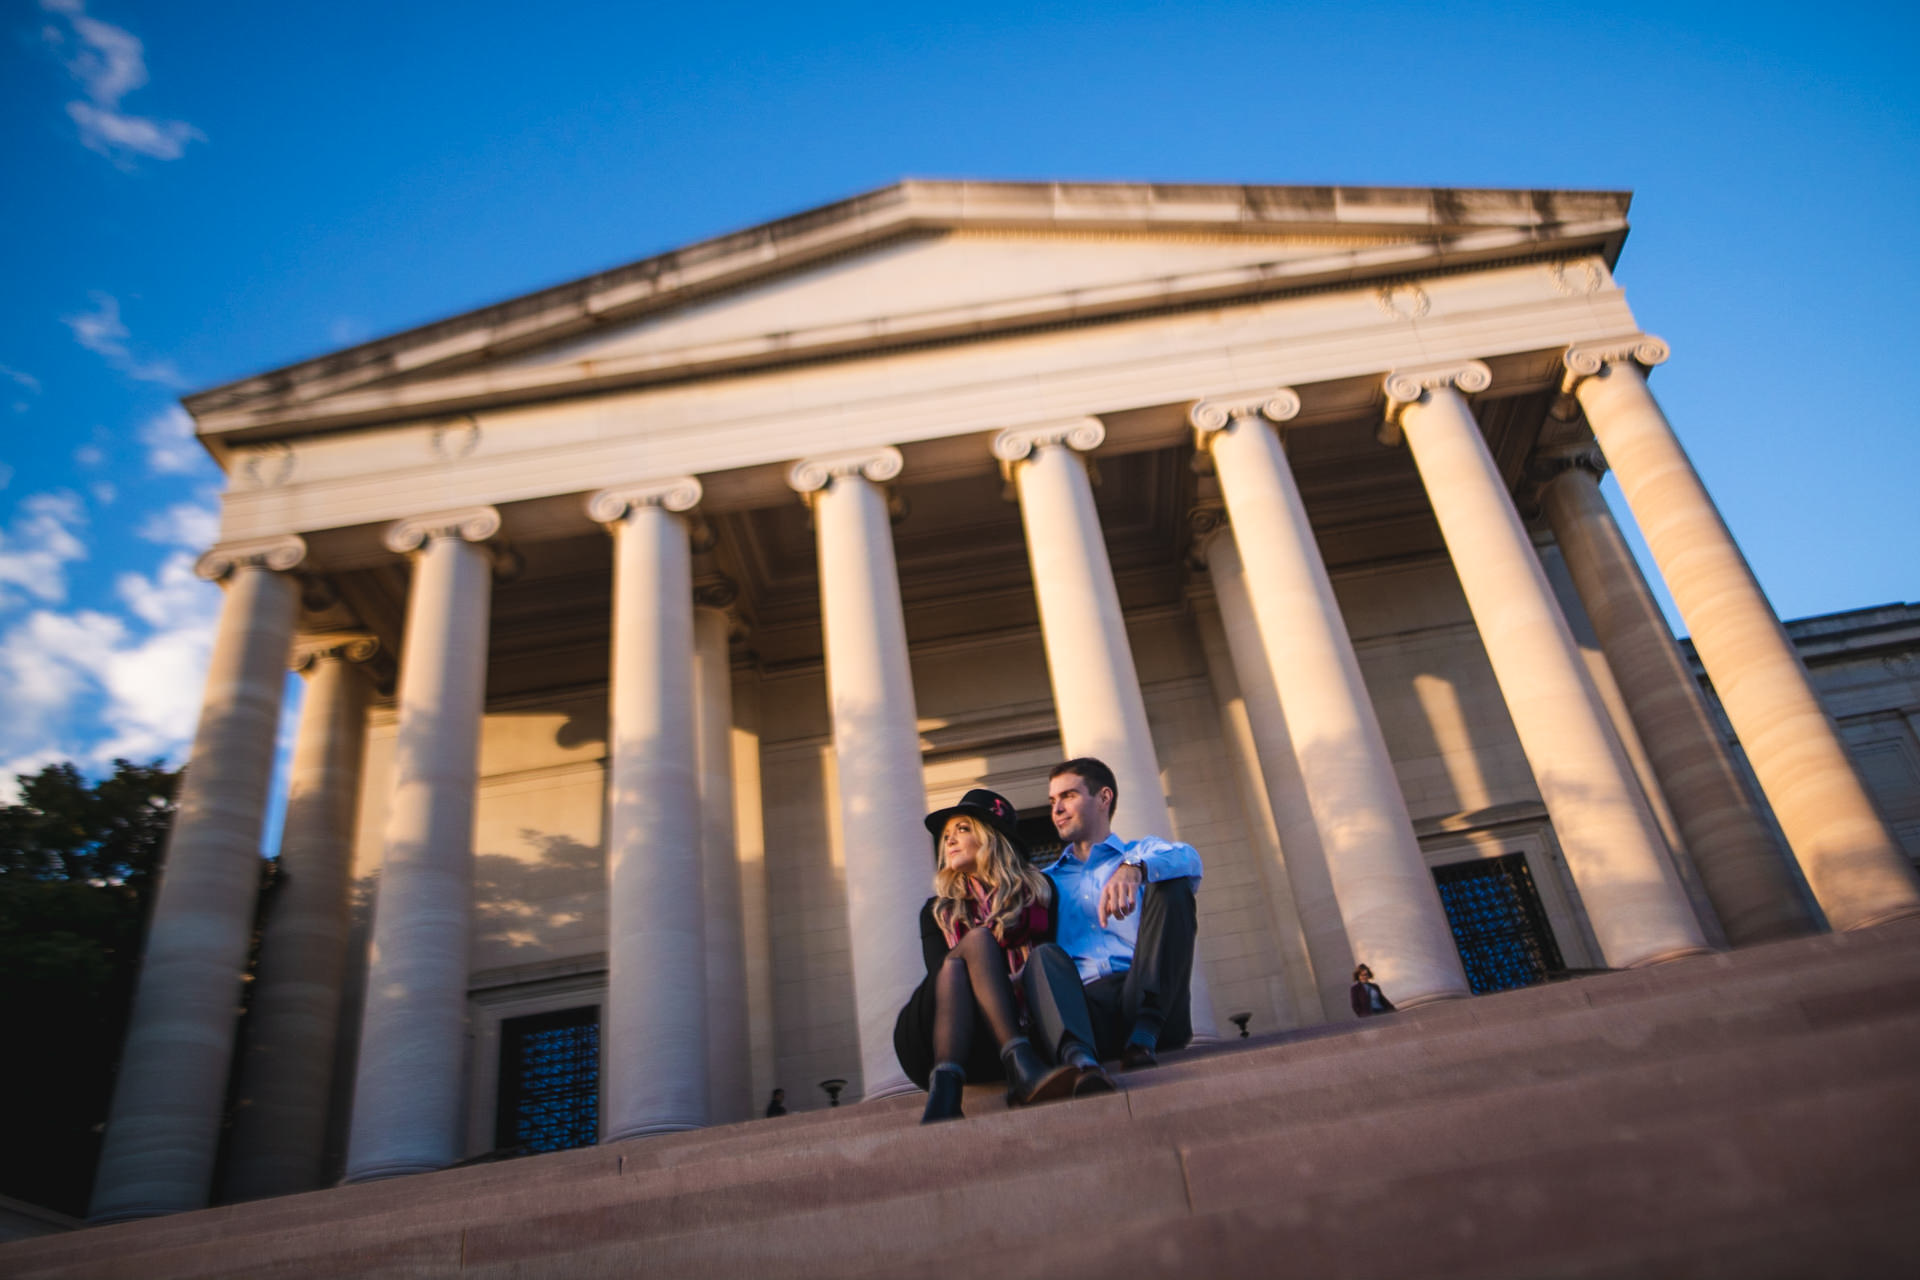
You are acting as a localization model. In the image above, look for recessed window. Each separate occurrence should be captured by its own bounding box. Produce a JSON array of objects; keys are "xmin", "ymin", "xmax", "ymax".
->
[
  {"xmin": 1433, "ymin": 854, "xmax": 1566, "ymax": 995},
  {"xmin": 495, "ymin": 1006, "xmax": 600, "ymax": 1154}
]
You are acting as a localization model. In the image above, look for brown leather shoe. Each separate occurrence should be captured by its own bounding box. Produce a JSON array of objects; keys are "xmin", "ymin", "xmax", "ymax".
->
[{"xmin": 1072, "ymin": 1063, "xmax": 1116, "ymax": 1097}]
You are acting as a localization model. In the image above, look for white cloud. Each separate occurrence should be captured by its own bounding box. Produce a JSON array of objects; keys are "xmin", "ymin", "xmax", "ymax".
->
[
  {"xmin": 0, "ymin": 365, "xmax": 40, "ymax": 395},
  {"xmin": 0, "ymin": 549, "xmax": 223, "ymax": 797},
  {"xmin": 0, "ymin": 463, "xmax": 14, "ymax": 491},
  {"xmin": 136, "ymin": 498, "xmax": 219, "ymax": 553},
  {"xmin": 62, "ymin": 292, "xmax": 186, "ymax": 387},
  {"xmin": 138, "ymin": 405, "xmax": 209, "ymax": 475},
  {"xmin": 91, "ymin": 482, "xmax": 117, "ymax": 505},
  {"xmin": 40, "ymin": 0, "xmax": 204, "ymax": 166},
  {"xmin": 74, "ymin": 443, "xmax": 106, "ymax": 468},
  {"xmin": 0, "ymin": 490, "xmax": 88, "ymax": 610}
]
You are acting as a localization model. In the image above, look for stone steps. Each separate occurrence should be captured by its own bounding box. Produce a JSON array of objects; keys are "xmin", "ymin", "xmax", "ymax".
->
[{"xmin": 6, "ymin": 918, "xmax": 1917, "ymax": 1278}]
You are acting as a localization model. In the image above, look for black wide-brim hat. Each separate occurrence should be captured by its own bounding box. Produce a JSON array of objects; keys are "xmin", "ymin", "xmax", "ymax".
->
[{"xmin": 924, "ymin": 788, "xmax": 1027, "ymax": 859}]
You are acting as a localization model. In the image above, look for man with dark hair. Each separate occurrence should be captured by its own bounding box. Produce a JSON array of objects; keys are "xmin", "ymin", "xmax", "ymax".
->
[{"xmin": 1022, "ymin": 756, "xmax": 1202, "ymax": 1087}]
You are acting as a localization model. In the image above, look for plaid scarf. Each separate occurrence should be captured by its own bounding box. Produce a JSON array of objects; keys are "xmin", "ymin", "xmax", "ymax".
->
[{"xmin": 940, "ymin": 878, "xmax": 1048, "ymax": 980}]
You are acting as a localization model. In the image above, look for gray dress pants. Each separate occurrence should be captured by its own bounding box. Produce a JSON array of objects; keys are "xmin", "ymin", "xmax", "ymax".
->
[{"xmin": 1022, "ymin": 878, "xmax": 1197, "ymax": 1062}]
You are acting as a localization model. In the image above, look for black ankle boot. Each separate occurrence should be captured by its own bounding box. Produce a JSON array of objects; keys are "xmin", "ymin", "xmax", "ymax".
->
[
  {"xmin": 1061, "ymin": 1039, "xmax": 1116, "ymax": 1097},
  {"xmin": 921, "ymin": 1065, "xmax": 965, "ymax": 1124},
  {"xmin": 1002, "ymin": 1037, "xmax": 1077, "ymax": 1107}
]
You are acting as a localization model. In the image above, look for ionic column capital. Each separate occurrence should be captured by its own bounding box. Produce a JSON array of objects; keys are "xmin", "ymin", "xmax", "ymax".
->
[
  {"xmin": 1527, "ymin": 444, "xmax": 1609, "ymax": 489},
  {"xmin": 382, "ymin": 506, "xmax": 501, "ymax": 554},
  {"xmin": 1185, "ymin": 501, "xmax": 1231, "ymax": 569},
  {"xmin": 786, "ymin": 447, "xmax": 904, "ymax": 498},
  {"xmin": 588, "ymin": 478, "xmax": 703, "ymax": 525},
  {"xmin": 990, "ymin": 417, "xmax": 1107, "ymax": 471},
  {"xmin": 1380, "ymin": 361, "xmax": 1493, "ymax": 443},
  {"xmin": 1188, "ymin": 389, "xmax": 1301, "ymax": 453},
  {"xmin": 194, "ymin": 535, "xmax": 308, "ymax": 582},
  {"xmin": 1562, "ymin": 334, "xmax": 1670, "ymax": 394},
  {"xmin": 290, "ymin": 632, "xmax": 380, "ymax": 673}
]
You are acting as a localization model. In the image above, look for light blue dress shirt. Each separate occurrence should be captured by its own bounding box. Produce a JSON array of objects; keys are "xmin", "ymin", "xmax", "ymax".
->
[{"xmin": 1046, "ymin": 832, "xmax": 1203, "ymax": 983}]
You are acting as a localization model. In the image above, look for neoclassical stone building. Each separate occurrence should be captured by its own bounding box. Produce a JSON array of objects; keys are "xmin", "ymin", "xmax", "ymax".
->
[{"xmin": 88, "ymin": 181, "xmax": 1920, "ymax": 1222}]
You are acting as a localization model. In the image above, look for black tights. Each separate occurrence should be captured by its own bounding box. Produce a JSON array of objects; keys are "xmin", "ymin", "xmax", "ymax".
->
[{"xmin": 932, "ymin": 927, "xmax": 1023, "ymax": 1068}]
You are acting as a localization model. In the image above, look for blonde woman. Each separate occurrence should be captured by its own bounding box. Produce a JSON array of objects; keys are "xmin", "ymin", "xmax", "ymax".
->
[{"xmin": 892, "ymin": 788, "xmax": 1079, "ymax": 1123}]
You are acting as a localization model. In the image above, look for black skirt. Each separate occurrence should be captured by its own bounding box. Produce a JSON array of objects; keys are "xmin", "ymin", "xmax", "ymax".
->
[{"xmin": 892, "ymin": 967, "xmax": 1008, "ymax": 1090}]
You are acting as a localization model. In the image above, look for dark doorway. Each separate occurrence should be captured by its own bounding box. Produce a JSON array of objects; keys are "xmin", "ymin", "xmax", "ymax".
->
[
  {"xmin": 495, "ymin": 1005, "xmax": 600, "ymax": 1153},
  {"xmin": 1017, "ymin": 808, "xmax": 1065, "ymax": 868},
  {"xmin": 1432, "ymin": 854, "xmax": 1566, "ymax": 994}
]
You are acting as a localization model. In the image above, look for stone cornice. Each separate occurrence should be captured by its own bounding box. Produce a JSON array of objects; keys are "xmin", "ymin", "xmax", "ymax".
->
[
  {"xmin": 194, "ymin": 535, "xmax": 307, "ymax": 582},
  {"xmin": 786, "ymin": 447, "xmax": 904, "ymax": 495},
  {"xmin": 1189, "ymin": 388, "xmax": 1301, "ymax": 453},
  {"xmin": 1562, "ymin": 333, "xmax": 1670, "ymax": 393},
  {"xmin": 586, "ymin": 478, "xmax": 703, "ymax": 524},
  {"xmin": 382, "ymin": 506, "xmax": 502, "ymax": 554},
  {"xmin": 182, "ymin": 182, "xmax": 1632, "ymax": 445},
  {"xmin": 1378, "ymin": 359, "xmax": 1493, "ymax": 446}
]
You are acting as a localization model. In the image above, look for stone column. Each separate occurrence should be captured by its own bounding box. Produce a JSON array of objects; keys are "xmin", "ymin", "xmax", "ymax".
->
[
  {"xmin": 1565, "ymin": 337, "xmax": 1920, "ymax": 931},
  {"xmin": 1191, "ymin": 520, "xmax": 1336, "ymax": 1025},
  {"xmin": 1385, "ymin": 363, "xmax": 1708, "ymax": 969},
  {"xmin": 788, "ymin": 448, "xmax": 925, "ymax": 1100},
  {"xmin": 224, "ymin": 634, "xmax": 377, "ymax": 1202},
  {"xmin": 1194, "ymin": 395, "xmax": 1469, "ymax": 1011},
  {"xmin": 344, "ymin": 508, "xmax": 499, "ymax": 1182},
  {"xmin": 589, "ymin": 480, "xmax": 709, "ymax": 1139},
  {"xmin": 694, "ymin": 582, "xmax": 751, "ymax": 1125},
  {"xmin": 1538, "ymin": 450, "xmax": 1816, "ymax": 944},
  {"xmin": 89, "ymin": 536, "xmax": 305, "ymax": 1222},
  {"xmin": 993, "ymin": 420, "xmax": 1218, "ymax": 1038}
]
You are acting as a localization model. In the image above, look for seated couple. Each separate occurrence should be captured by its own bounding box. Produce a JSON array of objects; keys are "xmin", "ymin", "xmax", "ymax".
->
[{"xmin": 892, "ymin": 756, "xmax": 1201, "ymax": 1125}]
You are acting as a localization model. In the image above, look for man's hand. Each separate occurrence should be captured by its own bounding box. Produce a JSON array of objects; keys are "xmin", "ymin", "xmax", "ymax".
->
[{"xmin": 1099, "ymin": 862, "xmax": 1145, "ymax": 927}]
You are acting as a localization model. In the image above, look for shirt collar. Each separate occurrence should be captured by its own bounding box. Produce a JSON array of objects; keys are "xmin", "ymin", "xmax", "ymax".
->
[{"xmin": 1061, "ymin": 832, "xmax": 1126, "ymax": 868}]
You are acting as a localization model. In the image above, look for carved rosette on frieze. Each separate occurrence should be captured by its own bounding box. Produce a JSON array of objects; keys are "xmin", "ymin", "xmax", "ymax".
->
[
  {"xmin": 194, "ymin": 534, "xmax": 308, "ymax": 583},
  {"xmin": 1188, "ymin": 388, "xmax": 1302, "ymax": 455},
  {"xmin": 586, "ymin": 477, "xmax": 704, "ymax": 526},
  {"xmin": 289, "ymin": 632, "xmax": 381, "ymax": 674},
  {"xmin": 1377, "ymin": 360, "xmax": 1494, "ymax": 446},
  {"xmin": 1561, "ymin": 334, "xmax": 1671, "ymax": 394},
  {"xmin": 786, "ymin": 447, "xmax": 905, "ymax": 505}
]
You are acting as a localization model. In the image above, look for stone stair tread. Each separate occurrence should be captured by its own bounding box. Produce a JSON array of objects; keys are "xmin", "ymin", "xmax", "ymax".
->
[{"xmin": 7, "ymin": 920, "xmax": 1918, "ymax": 1278}]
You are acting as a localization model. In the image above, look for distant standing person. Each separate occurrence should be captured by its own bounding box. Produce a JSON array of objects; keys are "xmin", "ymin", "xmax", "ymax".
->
[
  {"xmin": 1351, "ymin": 964, "xmax": 1395, "ymax": 1018},
  {"xmin": 764, "ymin": 1088, "xmax": 787, "ymax": 1117}
]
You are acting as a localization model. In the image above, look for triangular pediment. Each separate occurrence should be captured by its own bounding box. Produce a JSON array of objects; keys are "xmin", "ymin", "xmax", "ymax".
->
[{"xmin": 187, "ymin": 180, "xmax": 1630, "ymax": 442}]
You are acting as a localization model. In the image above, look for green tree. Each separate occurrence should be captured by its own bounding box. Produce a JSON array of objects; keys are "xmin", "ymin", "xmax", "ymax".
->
[{"xmin": 0, "ymin": 759, "xmax": 181, "ymax": 1218}]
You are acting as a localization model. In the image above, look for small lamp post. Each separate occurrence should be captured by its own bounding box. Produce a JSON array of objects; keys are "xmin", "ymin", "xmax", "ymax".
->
[
  {"xmin": 1229, "ymin": 1012, "xmax": 1252, "ymax": 1039},
  {"xmin": 819, "ymin": 1078, "xmax": 848, "ymax": 1108}
]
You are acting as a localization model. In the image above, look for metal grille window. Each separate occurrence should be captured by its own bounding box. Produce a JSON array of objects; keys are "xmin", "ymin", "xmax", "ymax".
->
[
  {"xmin": 1018, "ymin": 810, "xmax": 1065, "ymax": 868},
  {"xmin": 495, "ymin": 1006, "xmax": 599, "ymax": 1154},
  {"xmin": 1432, "ymin": 854, "xmax": 1566, "ymax": 995}
]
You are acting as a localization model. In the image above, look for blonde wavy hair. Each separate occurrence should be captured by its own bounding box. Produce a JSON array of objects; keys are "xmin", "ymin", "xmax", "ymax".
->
[{"xmin": 930, "ymin": 814, "xmax": 1050, "ymax": 944}]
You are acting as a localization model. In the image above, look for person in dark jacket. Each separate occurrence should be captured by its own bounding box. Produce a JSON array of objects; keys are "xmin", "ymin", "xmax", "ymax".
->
[
  {"xmin": 892, "ymin": 788, "xmax": 1080, "ymax": 1124},
  {"xmin": 1351, "ymin": 964, "xmax": 1396, "ymax": 1017}
]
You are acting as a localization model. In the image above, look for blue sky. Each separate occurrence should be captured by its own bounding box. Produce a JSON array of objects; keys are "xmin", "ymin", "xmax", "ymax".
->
[{"xmin": 3, "ymin": 0, "xmax": 1917, "ymax": 798}]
